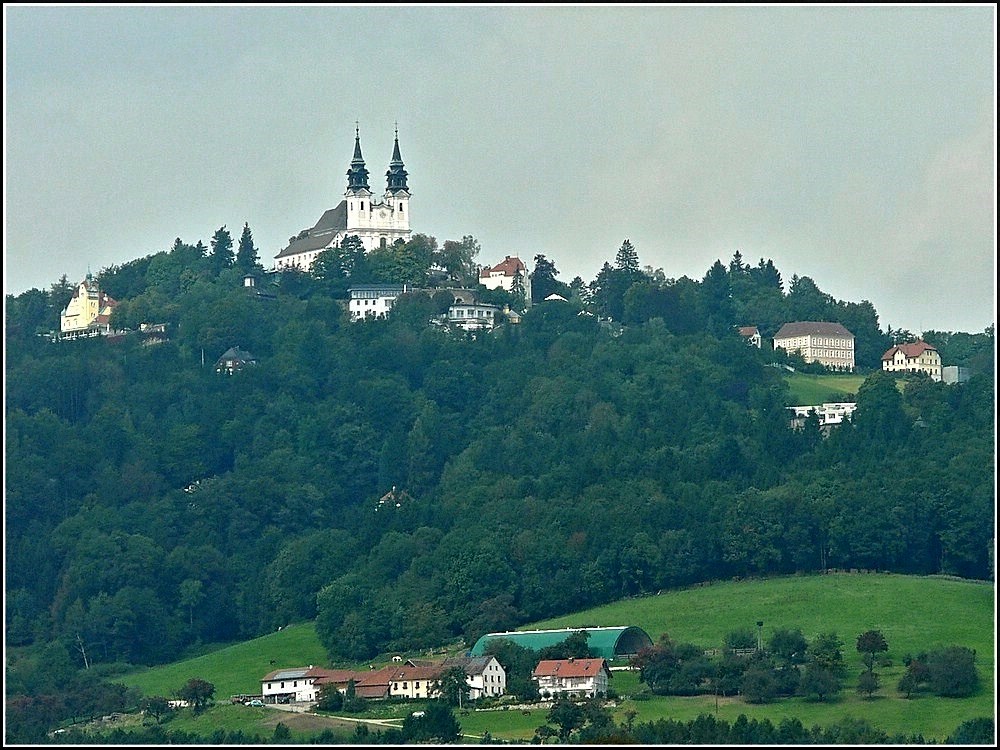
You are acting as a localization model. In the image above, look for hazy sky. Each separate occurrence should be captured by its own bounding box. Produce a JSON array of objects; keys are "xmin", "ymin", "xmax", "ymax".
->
[{"xmin": 4, "ymin": 5, "xmax": 996, "ymax": 333}]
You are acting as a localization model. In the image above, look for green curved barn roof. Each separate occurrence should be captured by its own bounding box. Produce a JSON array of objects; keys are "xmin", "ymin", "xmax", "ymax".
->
[{"xmin": 469, "ymin": 626, "xmax": 653, "ymax": 660}]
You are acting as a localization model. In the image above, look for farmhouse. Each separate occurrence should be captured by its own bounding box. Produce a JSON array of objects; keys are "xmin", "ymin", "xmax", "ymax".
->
[
  {"xmin": 881, "ymin": 340, "xmax": 942, "ymax": 381},
  {"xmin": 441, "ymin": 655, "xmax": 507, "ymax": 699},
  {"xmin": 532, "ymin": 657, "xmax": 611, "ymax": 699}
]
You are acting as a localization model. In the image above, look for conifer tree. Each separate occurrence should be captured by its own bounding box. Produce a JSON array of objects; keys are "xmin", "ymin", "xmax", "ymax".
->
[{"xmin": 235, "ymin": 223, "xmax": 259, "ymax": 272}]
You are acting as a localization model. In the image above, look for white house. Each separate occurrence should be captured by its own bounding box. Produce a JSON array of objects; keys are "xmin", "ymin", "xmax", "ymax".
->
[
  {"xmin": 479, "ymin": 256, "xmax": 529, "ymax": 297},
  {"xmin": 737, "ymin": 325, "xmax": 762, "ymax": 348},
  {"xmin": 532, "ymin": 658, "xmax": 611, "ymax": 699},
  {"xmin": 787, "ymin": 402, "xmax": 858, "ymax": 428},
  {"xmin": 348, "ymin": 284, "xmax": 409, "ymax": 321},
  {"xmin": 261, "ymin": 666, "xmax": 325, "ymax": 704},
  {"xmin": 274, "ymin": 127, "xmax": 412, "ymax": 272},
  {"xmin": 881, "ymin": 340, "xmax": 942, "ymax": 381},
  {"xmin": 447, "ymin": 302, "xmax": 499, "ymax": 330},
  {"xmin": 441, "ymin": 655, "xmax": 507, "ymax": 700},
  {"xmin": 773, "ymin": 321, "xmax": 855, "ymax": 370}
]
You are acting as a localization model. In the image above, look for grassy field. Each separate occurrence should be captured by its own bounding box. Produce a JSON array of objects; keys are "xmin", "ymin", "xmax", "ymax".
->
[
  {"xmin": 118, "ymin": 621, "xmax": 328, "ymax": 700},
  {"xmin": 781, "ymin": 371, "xmax": 868, "ymax": 405},
  {"xmin": 115, "ymin": 573, "xmax": 994, "ymax": 742}
]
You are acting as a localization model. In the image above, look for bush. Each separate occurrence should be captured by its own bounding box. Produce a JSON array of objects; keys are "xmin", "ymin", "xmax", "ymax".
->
[{"xmin": 926, "ymin": 646, "xmax": 979, "ymax": 698}]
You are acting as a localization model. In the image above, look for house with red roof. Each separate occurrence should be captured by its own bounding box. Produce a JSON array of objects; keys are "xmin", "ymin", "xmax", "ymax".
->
[
  {"xmin": 479, "ymin": 256, "xmax": 531, "ymax": 301},
  {"xmin": 59, "ymin": 274, "xmax": 119, "ymax": 338},
  {"xmin": 881, "ymin": 340, "xmax": 942, "ymax": 381},
  {"xmin": 532, "ymin": 657, "xmax": 611, "ymax": 699}
]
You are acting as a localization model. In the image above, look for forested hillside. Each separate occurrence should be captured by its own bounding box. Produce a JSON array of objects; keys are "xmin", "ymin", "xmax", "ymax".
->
[{"xmin": 4, "ymin": 234, "xmax": 995, "ymax": 738}]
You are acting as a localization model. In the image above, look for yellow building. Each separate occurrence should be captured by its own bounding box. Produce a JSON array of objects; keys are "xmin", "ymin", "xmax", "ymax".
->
[
  {"xmin": 881, "ymin": 340, "xmax": 942, "ymax": 381},
  {"xmin": 60, "ymin": 274, "xmax": 118, "ymax": 335}
]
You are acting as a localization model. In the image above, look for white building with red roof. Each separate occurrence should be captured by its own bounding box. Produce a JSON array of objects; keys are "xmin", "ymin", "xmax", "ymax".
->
[
  {"xmin": 881, "ymin": 340, "xmax": 942, "ymax": 381},
  {"xmin": 479, "ymin": 256, "xmax": 530, "ymax": 299},
  {"xmin": 532, "ymin": 657, "xmax": 611, "ymax": 699}
]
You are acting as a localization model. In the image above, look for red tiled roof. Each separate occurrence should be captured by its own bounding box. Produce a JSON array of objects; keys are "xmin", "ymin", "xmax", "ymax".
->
[
  {"xmin": 882, "ymin": 341, "xmax": 937, "ymax": 361},
  {"xmin": 532, "ymin": 658, "xmax": 608, "ymax": 678},
  {"xmin": 480, "ymin": 256, "xmax": 526, "ymax": 278},
  {"xmin": 738, "ymin": 326, "xmax": 759, "ymax": 336}
]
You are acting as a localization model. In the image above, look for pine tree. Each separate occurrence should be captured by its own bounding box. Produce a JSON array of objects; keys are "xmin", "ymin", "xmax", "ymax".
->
[
  {"xmin": 235, "ymin": 223, "xmax": 259, "ymax": 272},
  {"xmin": 615, "ymin": 239, "xmax": 640, "ymax": 275},
  {"xmin": 209, "ymin": 226, "xmax": 234, "ymax": 272}
]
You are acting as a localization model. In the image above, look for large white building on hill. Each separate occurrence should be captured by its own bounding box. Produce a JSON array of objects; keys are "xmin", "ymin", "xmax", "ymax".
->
[{"xmin": 274, "ymin": 127, "xmax": 412, "ymax": 272}]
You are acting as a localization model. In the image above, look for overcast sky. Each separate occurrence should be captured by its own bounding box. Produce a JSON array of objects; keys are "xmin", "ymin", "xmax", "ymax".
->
[{"xmin": 4, "ymin": 4, "xmax": 996, "ymax": 334}]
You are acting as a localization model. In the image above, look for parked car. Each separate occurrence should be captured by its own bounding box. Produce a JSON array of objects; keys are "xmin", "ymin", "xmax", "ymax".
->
[{"xmin": 245, "ymin": 699, "xmax": 264, "ymax": 707}]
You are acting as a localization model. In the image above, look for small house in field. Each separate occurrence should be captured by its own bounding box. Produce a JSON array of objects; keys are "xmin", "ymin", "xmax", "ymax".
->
[{"xmin": 532, "ymin": 657, "xmax": 611, "ymax": 699}]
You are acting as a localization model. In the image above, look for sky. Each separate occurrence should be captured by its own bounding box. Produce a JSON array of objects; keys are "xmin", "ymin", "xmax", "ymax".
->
[{"xmin": 4, "ymin": 4, "xmax": 996, "ymax": 334}]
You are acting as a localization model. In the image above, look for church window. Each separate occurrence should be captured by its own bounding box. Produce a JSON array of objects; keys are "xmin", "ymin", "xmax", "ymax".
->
[
  {"xmin": 399, "ymin": 203, "xmax": 404, "ymax": 212},
  {"xmin": 361, "ymin": 201, "xmax": 365, "ymax": 211},
  {"xmin": 380, "ymin": 237, "xmax": 387, "ymax": 250}
]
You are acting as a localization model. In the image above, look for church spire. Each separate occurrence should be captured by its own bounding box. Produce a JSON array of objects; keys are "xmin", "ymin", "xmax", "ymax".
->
[
  {"xmin": 346, "ymin": 123, "xmax": 370, "ymax": 193},
  {"xmin": 385, "ymin": 125, "xmax": 409, "ymax": 195}
]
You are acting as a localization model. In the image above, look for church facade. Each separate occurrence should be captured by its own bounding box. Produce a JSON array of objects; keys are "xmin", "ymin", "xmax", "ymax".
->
[{"xmin": 274, "ymin": 128, "xmax": 412, "ymax": 272}]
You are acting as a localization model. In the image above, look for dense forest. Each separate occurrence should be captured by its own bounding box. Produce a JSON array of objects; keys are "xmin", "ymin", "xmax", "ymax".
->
[{"xmin": 5, "ymin": 229, "xmax": 995, "ymax": 739}]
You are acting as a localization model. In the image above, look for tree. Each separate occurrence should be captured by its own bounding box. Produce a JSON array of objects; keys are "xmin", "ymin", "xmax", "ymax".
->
[
  {"xmin": 401, "ymin": 701, "xmax": 461, "ymax": 743},
  {"xmin": 235, "ymin": 223, "xmax": 260, "ymax": 273},
  {"xmin": 615, "ymin": 238, "xmax": 640, "ymax": 276},
  {"xmin": 531, "ymin": 254, "xmax": 568, "ymax": 301},
  {"xmin": 209, "ymin": 226, "xmax": 234, "ymax": 272},
  {"xmin": 178, "ymin": 578, "xmax": 204, "ymax": 628},
  {"xmin": 926, "ymin": 646, "xmax": 979, "ymax": 697},
  {"xmin": 856, "ymin": 629, "xmax": 889, "ymax": 673},
  {"xmin": 546, "ymin": 698, "xmax": 586, "ymax": 741},
  {"xmin": 807, "ymin": 632, "xmax": 846, "ymax": 678},
  {"xmin": 315, "ymin": 683, "xmax": 343, "ymax": 712},
  {"xmin": 435, "ymin": 665, "xmax": 469, "ymax": 707},
  {"xmin": 140, "ymin": 695, "xmax": 173, "ymax": 724},
  {"xmin": 897, "ymin": 654, "xmax": 931, "ymax": 698},
  {"xmin": 272, "ymin": 722, "xmax": 292, "ymax": 742},
  {"xmin": 797, "ymin": 663, "xmax": 841, "ymax": 702},
  {"xmin": 947, "ymin": 717, "xmax": 995, "ymax": 744},
  {"xmin": 856, "ymin": 669, "xmax": 881, "ymax": 699},
  {"xmin": 768, "ymin": 628, "xmax": 808, "ymax": 666},
  {"xmin": 177, "ymin": 678, "xmax": 215, "ymax": 711}
]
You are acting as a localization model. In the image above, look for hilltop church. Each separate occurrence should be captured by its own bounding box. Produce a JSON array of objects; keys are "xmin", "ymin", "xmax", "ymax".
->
[{"xmin": 274, "ymin": 127, "xmax": 412, "ymax": 272}]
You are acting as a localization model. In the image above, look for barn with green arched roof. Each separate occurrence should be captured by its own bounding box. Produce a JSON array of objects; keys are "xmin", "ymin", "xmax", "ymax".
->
[{"xmin": 469, "ymin": 626, "xmax": 652, "ymax": 660}]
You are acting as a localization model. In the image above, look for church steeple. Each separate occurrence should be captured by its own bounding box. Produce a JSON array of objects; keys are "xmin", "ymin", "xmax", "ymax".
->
[
  {"xmin": 385, "ymin": 126, "xmax": 409, "ymax": 195},
  {"xmin": 346, "ymin": 124, "xmax": 370, "ymax": 193}
]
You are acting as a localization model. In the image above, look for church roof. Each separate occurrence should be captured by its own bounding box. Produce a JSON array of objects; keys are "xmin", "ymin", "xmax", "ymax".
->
[{"xmin": 274, "ymin": 201, "xmax": 347, "ymax": 259}]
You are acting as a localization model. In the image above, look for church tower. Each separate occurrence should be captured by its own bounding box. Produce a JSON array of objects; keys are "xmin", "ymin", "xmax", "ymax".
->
[
  {"xmin": 345, "ymin": 125, "xmax": 373, "ymax": 235},
  {"xmin": 383, "ymin": 126, "xmax": 411, "ymax": 240}
]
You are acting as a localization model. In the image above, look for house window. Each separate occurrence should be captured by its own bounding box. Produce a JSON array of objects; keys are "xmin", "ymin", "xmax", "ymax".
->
[{"xmin": 281, "ymin": 682, "xmax": 285, "ymax": 688}]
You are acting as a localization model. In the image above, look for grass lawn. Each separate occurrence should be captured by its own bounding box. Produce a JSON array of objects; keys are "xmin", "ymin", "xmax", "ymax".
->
[
  {"xmin": 118, "ymin": 621, "xmax": 327, "ymax": 700},
  {"xmin": 782, "ymin": 372, "xmax": 868, "ymax": 405}
]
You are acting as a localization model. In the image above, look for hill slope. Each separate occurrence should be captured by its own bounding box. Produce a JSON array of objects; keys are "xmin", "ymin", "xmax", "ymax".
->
[{"xmin": 119, "ymin": 572, "xmax": 994, "ymax": 740}]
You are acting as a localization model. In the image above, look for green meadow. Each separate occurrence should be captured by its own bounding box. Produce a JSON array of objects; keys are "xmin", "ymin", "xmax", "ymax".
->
[
  {"xmin": 118, "ymin": 621, "xmax": 327, "ymax": 700},
  {"xmin": 782, "ymin": 371, "xmax": 867, "ymax": 405},
  {"xmin": 116, "ymin": 573, "xmax": 994, "ymax": 742}
]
